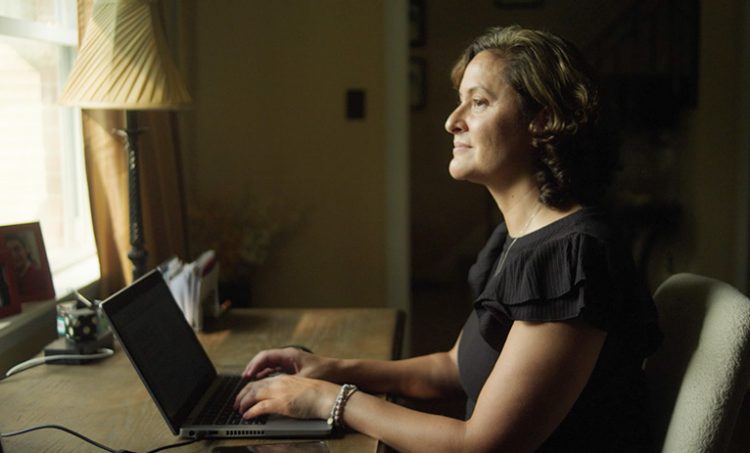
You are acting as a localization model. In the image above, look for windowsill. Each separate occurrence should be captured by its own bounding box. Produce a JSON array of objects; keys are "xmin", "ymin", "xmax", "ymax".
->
[
  {"xmin": 0, "ymin": 298, "xmax": 56, "ymax": 332},
  {"xmin": 0, "ymin": 298, "xmax": 57, "ymax": 375},
  {"xmin": 52, "ymin": 254, "xmax": 101, "ymax": 299}
]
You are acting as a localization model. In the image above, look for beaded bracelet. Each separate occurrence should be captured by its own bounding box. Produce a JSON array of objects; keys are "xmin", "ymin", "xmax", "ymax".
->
[{"xmin": 327, "ymin": 384, "xmax": 358, "ymax": 428}]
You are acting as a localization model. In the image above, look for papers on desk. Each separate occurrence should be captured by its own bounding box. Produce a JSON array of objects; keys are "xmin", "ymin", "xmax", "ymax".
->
[{"xmin": 159, "ymin": 250, "xmax": 224, "ymax": 331}]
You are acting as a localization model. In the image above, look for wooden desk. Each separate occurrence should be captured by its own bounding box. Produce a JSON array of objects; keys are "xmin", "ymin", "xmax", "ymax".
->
[{"xmin": 0, "ymin": 308, "xmax": 403, "ymax": 453}]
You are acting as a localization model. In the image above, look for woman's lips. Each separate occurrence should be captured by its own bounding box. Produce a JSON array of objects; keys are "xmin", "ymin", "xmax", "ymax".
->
[{"xmin": 453, "ymin": 142, "xmax": 471, "ymax": 154}]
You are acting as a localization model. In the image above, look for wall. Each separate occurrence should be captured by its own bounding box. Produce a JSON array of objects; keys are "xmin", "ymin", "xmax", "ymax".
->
[
  {"xmin": 740, "ymin": 1, "xmax": 750, "ymax": 292},
  {"xmin": 186, "ymin": 0, "xmax": 399, "ymax": 308},
  {"xmin": 679, "ymin": 0, "xmax": 744, "ymax": 288}
]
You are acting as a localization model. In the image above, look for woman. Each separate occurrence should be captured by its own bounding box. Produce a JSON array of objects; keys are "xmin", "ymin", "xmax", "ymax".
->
[
  {"xmin": 234, "ymin": 25, "xmax": 662, "ymax": 452},
  {"xmin": 5, "ymin": 234, "xmax": 44, "ymax": 298}
]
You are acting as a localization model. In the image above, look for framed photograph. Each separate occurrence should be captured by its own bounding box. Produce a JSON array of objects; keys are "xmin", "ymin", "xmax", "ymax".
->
[
  {"xmin": 0, "ymin": 222, "xmax": 55, "ymax": 303},
  {"xmin": 410, "ymin": 57, "xmax": 427, "ymax": 110},
  {"xmin": 0, "ymin": 251, "xmax": 21, "ymax": 318},
  {"xmin": 494, "ymin": 0, "xmax": 544, "ymax": 7},
  {"xmin": 409, "ymin": 0, "xmax": 425, "ymax": 47}
]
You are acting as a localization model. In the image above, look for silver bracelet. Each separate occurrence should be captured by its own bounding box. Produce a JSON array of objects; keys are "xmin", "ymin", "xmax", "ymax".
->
[{"xmin": 327, "ymin": 384, "xmax": 358, "ymax": 428}]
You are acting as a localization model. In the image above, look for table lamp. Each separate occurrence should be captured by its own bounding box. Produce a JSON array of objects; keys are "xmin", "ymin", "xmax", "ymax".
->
[{"xmin": 59, "ymin": 0, "xmax": 191, "ymax": 280}]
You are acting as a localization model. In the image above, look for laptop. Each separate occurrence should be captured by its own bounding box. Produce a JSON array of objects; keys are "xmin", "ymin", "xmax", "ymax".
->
[{"xmin": 101, "ymin": 269, "xmax": 332, "ymax": 439}]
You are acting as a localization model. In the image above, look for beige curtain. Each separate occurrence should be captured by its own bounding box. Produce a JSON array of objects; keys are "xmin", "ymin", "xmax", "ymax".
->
[{"xmin": 77, "ymin": 0, "xmax": 189, "ymax": 297}]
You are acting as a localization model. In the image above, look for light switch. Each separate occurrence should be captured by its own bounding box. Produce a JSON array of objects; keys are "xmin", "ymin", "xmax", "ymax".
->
[{"xmin": 346, "ymin": 89, "xmax": 365, "ymax": 119}]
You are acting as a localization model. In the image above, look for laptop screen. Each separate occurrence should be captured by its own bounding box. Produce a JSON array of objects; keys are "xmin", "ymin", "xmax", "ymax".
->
[{"xmin": 102, "ymin": 270, "xmax": 217, "ymax": 433}]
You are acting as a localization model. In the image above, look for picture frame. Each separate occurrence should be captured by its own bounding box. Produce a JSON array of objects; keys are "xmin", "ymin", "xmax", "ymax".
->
[
  {"xmin": 409, "ymin": 0, "xmax": 425, "ymax": 47},
  {"xmin": 0, "ymin": 222, "xmax": 55, "ymax": 303},
  {"xmin": 0, "ymin": 251, "xmax": 21, "ymax": 318},
  {"xmin": 409, "ymin": 57, "xmax": 427, "ymax": 110}
]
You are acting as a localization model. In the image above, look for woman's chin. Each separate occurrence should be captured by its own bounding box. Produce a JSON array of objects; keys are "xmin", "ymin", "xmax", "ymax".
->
[
  {"xmin": 448, "ymin": 161, "xmax": 477, "ymax": 182},
  {"xmin": 449, "ymin": 167, "xmax": 490, "ymax": 188},
  {"xmin": 448, "ymin": 161, "xmax": 466, "ymax": 180}
]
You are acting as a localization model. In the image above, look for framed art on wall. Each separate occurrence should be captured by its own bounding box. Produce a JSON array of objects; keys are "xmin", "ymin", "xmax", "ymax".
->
[
  {"xmin": 409, "ymin": 0, "xmax": 425, "ymax": 47},
  {"xmin": 494, "ymin": 0, "xmax": 544, "ymax": 7},
  {"xmin": 0, "ymin": 251, "xmax": 21, "ymax": 318},
  {"xmin": 0, "ymin": 222, "xmax": 55, "ymax": 303}
]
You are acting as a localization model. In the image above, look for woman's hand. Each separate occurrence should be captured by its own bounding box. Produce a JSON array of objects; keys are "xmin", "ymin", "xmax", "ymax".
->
[
  {"xmin": 233, "ymin": 374, "xmax": 340, "ymax": 420},
  {"xmin": 241, "ymin": 347, "xmax": 335, "ymax": 381}
]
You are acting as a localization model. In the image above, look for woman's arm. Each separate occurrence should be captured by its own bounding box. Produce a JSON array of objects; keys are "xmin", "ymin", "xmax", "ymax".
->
[
  {"xmin": 241, "ymin": 333, "xmax": 465, "ymax": 400},
  {"xmin": 237, "ymin": 319, "xmax": 605, "ymax": 452},
  {"xmin": 331, "ymin": 342, "xmax": 463, "ymax": 398},
  {"xmin": 340, "ymin": 319, "xmax": 606, "ymax": 452}
]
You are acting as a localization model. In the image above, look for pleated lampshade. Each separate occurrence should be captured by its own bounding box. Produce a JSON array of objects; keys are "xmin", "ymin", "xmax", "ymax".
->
[{"xmin": 59, "ymin": 0, "xmax": 191, "ymax": 109}]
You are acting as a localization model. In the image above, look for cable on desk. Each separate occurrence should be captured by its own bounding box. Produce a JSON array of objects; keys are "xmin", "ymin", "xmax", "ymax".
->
[
  {"xmin": 0, "ymin": 424, "xmax": 117, "ymax": 452},
  {"xmin": 0, "ymin": 423, "xmax": 204, "ymax": 453},
  {"xmin": 144, "ymin": 435, "xmax": 203, "ymax": 453},
  {"xmin": 2, "ymin": 348, "xmax": 114, "ymax": 379}
]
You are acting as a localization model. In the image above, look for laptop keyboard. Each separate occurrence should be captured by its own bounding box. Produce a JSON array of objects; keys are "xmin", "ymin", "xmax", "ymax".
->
[{"xmin": 195, "ymin": 375, "xmax": 268, "ymax": 426}]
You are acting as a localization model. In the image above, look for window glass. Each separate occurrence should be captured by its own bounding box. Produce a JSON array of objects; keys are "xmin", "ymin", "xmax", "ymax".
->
[
  {"xmin": 0, "ymin": 1, "xmax": 99, "ymax": 293},
  {"xmin": 0, "ymin": 0, "xmax": 67, "ymax": 27}
]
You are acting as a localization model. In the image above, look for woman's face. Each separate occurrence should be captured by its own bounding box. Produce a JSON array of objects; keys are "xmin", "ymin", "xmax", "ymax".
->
[
  {"xmin": 6, "ymin": 239, "xmax": 29, "ymax": 274},
  {"xmin": 444, "ymin": 51, "xmax": 534, "ymax": 189}
]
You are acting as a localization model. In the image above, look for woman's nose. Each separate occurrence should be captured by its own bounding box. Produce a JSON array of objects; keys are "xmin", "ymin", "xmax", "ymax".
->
[{"xmin": 444, "ymin": 106, "xmax": 466, "ymax": 135}]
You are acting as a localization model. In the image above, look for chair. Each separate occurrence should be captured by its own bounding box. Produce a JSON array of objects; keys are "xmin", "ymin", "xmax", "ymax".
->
[{"xmin": 644, "ymin": 273, "xmax": 750, "ymax": 453}]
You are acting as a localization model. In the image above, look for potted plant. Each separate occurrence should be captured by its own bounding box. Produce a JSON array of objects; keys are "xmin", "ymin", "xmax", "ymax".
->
[{"xmin": 189, "ymin": 198, "xmax": 299, "ymax": 307}]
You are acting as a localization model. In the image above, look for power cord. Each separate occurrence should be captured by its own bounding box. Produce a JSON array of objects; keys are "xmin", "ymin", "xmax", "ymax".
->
[
  {"xmin": 1, "ymin": 289, "xmax": 113, "ymax": 382},
  {"xmin": 2, "ymin": 348, "xmax": 115, "ymax": 379},
  {"xmin": 143, "ymin": 436, "xmax": 204, "ymax": 453},
  {"xmin": 0, "ymin": 424, "xmax": 204, "ymax": 452},
  {"xmin": 0, "ymin": 424, "xmax": 117, "ymax": 452}
]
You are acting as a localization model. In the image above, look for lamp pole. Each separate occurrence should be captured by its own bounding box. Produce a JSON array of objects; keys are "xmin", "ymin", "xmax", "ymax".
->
[{"xmin": 118, "ymin": 110, "xmax": 147, "ymax": 280}]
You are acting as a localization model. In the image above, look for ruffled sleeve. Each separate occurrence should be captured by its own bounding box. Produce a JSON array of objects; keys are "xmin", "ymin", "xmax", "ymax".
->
[{"xmin": 470, "ymin": 225, "xmax": 662, "ymax": 357}]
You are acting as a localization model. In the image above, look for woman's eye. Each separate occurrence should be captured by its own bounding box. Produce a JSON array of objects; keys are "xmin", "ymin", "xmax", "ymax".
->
[{"xmin": 472, "ymin": 98, "xmax": 488, "ymax": 109}]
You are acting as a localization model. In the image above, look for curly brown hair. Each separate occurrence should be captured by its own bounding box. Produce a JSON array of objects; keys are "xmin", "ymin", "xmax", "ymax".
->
[{"xmin": 451, "ymin": 25, "xmax": 617, "ymax": 208}]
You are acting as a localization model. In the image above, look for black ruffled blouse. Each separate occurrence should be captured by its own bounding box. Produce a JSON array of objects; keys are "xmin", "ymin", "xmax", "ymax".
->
[{"xmin": 457, "ymin": 206, "xmax": 662, "ymax": 452}]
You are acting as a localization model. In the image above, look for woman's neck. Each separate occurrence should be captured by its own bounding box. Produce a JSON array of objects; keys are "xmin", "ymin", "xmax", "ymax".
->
[
  {"xmin": 491, "ymin": 183, "xmax": 541, "ymax": 237},
  {"xmin": 490, "ymin": 183, "xmax": 582, "ymax": 237}
]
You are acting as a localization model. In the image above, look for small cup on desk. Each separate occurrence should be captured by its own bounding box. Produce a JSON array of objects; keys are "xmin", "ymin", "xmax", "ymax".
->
[{"xmin": 56, "ymin": 301, "xmax": 99, "ymax": 343}]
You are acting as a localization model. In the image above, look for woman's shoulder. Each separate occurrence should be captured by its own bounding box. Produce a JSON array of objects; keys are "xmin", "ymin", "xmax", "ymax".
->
[
  {"xmin": 528, "ymin": 205, "xmax": 620, "ymax": 246},
  {"xmin": 472, "ymin": 205, "xmax": 638, "ymax": 315},
  {"xmin": 467, "ymin": 205, "xmax": 622, "ymax": 298},
  {"xmin": 470, "ymin": 205, "xmax": 661, "ymax": 357},
  {"xmin": 517, "ymin": 206, "xmax": 637, "ymax": 287}
]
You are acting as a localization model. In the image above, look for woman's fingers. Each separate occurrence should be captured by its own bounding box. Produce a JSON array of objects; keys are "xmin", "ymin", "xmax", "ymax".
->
[
  {"xmin": 241, "ymin": 350, "xmax": 278, "ymax": 378},
  {"xmin": 242, "ymin": 348, "xmax": 301, "ymax": 379},
  {"xmin": 234, "ymin": 374, "xmax": 338, "ymax": 421},
  {"xmin": 241, "ymin": 399, "xmax": 276, "ymax": 420},
  {"xmin": 235, "ymin": 377, "xmax": 285, "ymax": 417},
  {"xmin": 233, "ymin": 380, "xmax": 257, "ymax": 411}
]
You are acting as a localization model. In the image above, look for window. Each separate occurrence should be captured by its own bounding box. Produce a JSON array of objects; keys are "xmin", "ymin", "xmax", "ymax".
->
[{"xmin": 0, "ymin": 1, "xmax": 99, "ymax": 294}]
